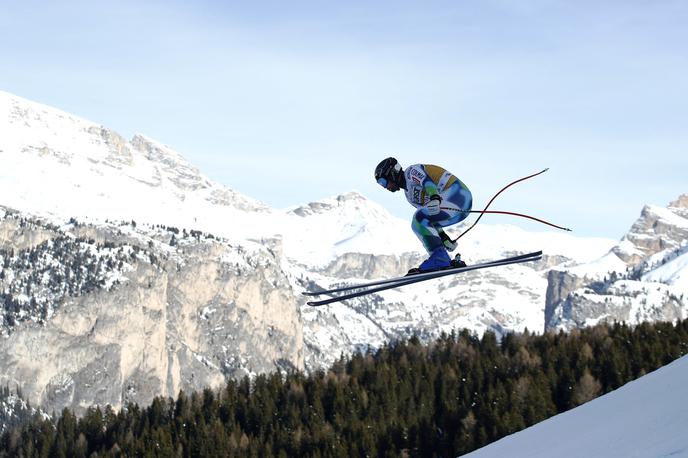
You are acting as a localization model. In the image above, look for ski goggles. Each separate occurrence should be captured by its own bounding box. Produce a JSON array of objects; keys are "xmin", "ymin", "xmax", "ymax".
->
[{"xmin": 377, "ymin": 177, "xmax": 388, "ymax": 188}]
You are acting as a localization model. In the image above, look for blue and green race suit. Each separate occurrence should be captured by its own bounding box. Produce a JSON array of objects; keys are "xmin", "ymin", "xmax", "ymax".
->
[{"xmin": 403, "ymin": 164, "xmax": 473, "ymax": 253}]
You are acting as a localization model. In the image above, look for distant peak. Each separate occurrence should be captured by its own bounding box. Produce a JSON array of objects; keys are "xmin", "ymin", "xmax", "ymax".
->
[
  {"xmin": 1, "ymin": 90, "xmax": 97, "ymax": 127},
  {"xmin": 669, "ymin": 194, "xmax": 688, "ymax": 209},
  {"xmin": 336, "ymin": 191, "xmax": 367, "ymax": 202},
  {"xmin": 288, "ymin": 191, "xmax": 373, "ymax": 217}
]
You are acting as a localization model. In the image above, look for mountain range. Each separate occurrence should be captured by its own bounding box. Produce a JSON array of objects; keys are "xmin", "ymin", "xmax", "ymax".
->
[{"xmin": 0, "ymin": 89, "xmax": 686, "ymax": 416}]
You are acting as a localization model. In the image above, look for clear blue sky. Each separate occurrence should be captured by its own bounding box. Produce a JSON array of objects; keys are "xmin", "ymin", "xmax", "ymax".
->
[{"xmin": 1, "ymin": 0, "xmax": 686, "ymax": 238}]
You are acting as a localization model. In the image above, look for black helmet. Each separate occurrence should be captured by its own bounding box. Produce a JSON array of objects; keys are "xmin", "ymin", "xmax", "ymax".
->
[{"xmin": 375, "ymin": 157, "xmax": 403, "ymax": 190}]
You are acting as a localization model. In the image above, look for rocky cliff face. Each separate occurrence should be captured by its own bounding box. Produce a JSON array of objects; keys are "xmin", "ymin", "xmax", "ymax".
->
[
  {"xmin": 0, "ymin": 208, "xmax": 302, "ymax": 415},
  {"xmin": 612, "ymin": 196, "xmax": 688, "ymax": 264},
  {"xmin": 545, "ymin": 195, "xmax": 688, "ymax": 331}
]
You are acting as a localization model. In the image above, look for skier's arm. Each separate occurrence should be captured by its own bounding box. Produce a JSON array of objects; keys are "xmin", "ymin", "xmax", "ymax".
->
[{"xmin": 422, "ymin": 176, "xmax": 442, "ymax": 215}]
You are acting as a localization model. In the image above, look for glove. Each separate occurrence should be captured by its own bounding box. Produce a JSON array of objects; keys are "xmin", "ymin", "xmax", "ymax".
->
[
  {"xmin": 425, "ymin": 194, "xmax": 442, "ymax": 216},
  {"xmin": 440, "ymin": 231, "xmax": 457, "ymax": 251}
]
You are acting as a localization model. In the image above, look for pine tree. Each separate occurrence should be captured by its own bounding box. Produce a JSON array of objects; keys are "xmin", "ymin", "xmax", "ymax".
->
[{"xmin": 572, "ymin": 369, "xmax": 602, "ymax": 406}]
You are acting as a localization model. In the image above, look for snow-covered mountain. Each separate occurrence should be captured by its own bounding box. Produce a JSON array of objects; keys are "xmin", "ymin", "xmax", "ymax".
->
[
  {"xmin": 0, "ymin": 90, "xmax": 271, "ymax": 241},
  {"xmin": 545, "ymin": 195, "xmax": 688, "ymax": 331},
  {"xmin": 1, "ymin": 89, "xmax": 684, "ymax": 413},
  {"xmin": 0, "ymin": 91, "xmax": 310, "ymax": 414},
  {"xmin": 466, "ymin": 353, "xmax": 688, "ymax": 458}
]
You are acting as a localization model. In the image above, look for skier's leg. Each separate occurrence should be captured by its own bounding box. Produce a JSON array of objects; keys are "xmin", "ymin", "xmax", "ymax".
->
[
  {"xmin": 411, "ymin": 211, "xmax": 453, "ymax": 271},
  {"xmin": 431, "ymin": 182, "xmax": 473, "ymax": 257},
  {"xmin": 412, "ymin": 182, "xmax": 471, "ymax": 252},
  {"xmin": 410, "ymin": 182, "xmax": 473, "ymax": 271},
  {"xmin": 411, "ymin": 212, "xmax": 443, "ymax": 253},
  {"xmin": 436, "ymin": 181, "xmax": 473, "ymax": 227}
]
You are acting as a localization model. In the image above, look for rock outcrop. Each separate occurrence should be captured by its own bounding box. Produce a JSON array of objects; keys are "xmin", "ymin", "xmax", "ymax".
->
[
  {"xmin": 545, "ymin": 195, "xmax": 688, "ymax": 332},
  {"xmin": 0, "ymin": 209, "xmax": 303, "ymax": 415}
]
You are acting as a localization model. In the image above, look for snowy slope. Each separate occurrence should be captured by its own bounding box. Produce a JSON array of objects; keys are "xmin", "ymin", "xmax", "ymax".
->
[
  {"xmin": 0, "ymin": 90, "xmax": 272, "ymax": 242},
  {"xmin": 465, "ymin": 354, "xmax": 688, "ymax": 458},
  {"xmin": 643, "ymin": 249, "xmax": 688, "ymax": 289},
  {"xmin": 280, "ymin": 191, "xmax": 614, "ymax": 269},
  {"xmin": 280, "ymin": 192, "xmax": 419, "ymax": 267}
]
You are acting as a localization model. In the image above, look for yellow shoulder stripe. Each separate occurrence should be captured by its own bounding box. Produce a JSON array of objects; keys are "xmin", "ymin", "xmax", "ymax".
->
[{"xmin": 424, "ymin": 164, "xmax": 456, "ymax": 191}]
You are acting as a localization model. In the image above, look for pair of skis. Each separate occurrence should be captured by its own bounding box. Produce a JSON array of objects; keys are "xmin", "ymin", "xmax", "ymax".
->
[{"xmin": 303, "ymin": 250, "xmax": 542, "ymax": 306}]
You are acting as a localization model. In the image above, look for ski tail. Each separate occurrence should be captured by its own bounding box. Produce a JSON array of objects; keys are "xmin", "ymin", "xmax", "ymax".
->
[{"xmin": 305, "ymin": 251, "xmax": 542, "ymax": 307}]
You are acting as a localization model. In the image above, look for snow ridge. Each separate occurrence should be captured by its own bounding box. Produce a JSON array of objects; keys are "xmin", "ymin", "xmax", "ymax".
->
[{"xmin": 0, "ymin": 90, "xmax": 270, "ymax": 242}]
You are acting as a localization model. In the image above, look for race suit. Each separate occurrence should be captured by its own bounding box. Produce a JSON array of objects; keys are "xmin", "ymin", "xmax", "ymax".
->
[{"xmin": 403, "ymin": 164, "xmax": 473, "ymax": 253}]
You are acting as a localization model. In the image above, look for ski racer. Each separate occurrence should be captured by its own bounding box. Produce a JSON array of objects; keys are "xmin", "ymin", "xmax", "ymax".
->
[{"xmin": 374, "ymin": 157, "xmax": 473, "ymax": 273}]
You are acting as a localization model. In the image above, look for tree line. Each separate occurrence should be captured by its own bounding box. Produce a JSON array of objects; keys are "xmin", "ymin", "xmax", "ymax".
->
[{"xmin": 2, "ymin": 319, "xmax": 688, "ymax": 457}]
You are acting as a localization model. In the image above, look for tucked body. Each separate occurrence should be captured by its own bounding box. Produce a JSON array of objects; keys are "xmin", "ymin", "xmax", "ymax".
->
[{"xmin": 375, "ymin": 158, "xmax": 473, "ymax": 272}]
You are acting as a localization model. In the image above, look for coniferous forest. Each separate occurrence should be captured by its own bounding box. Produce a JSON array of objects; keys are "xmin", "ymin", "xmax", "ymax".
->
[{"xmin": 2, "ymin": 319, "xmax": 688, "ymax": 457}]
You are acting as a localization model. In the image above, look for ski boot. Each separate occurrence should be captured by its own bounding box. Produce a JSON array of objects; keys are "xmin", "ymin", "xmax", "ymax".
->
[{"xmin": 407, "ymin": 247, "xmax": 452, "ymax": 275}]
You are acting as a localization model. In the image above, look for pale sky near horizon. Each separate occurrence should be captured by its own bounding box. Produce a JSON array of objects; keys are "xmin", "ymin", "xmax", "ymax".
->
[{"xmin": 1, "ymin": 0, "xmax": 686, "ymax": 239}]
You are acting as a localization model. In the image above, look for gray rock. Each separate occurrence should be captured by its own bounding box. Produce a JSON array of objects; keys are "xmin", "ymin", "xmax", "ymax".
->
[{"xmin": 0, "ymin": 212, "xmax": 303, "ymax": 415}]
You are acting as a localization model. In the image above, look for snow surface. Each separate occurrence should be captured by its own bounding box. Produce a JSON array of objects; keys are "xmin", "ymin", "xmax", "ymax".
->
[
  {"xmin": 281, "ymin": 198, "xmax": 616, "ymax": 270},
  {"xmin": 566, "ymin": 250, "xmax": 628, "ymax": 278},
  {"xmin": 465, "ymin": 354, "xmax": 688, "ymax": 458},
  {"xmin": 644, "ymin": 204, "xmax": 688, "ymax": 229},
  {"xmin": 280, "ymin": 192, "xmax": 420, "ymax": 267},
  {"xmin": 0, "ymin": 90, "xmax": 272, "ymax": 244},
  {"xmin": 644, "ymin": 251, "xmax": 688, "ymax": 289},
  {"xmin": 614, "ymin": 238, "xmax": 646, "ymax": 258}
]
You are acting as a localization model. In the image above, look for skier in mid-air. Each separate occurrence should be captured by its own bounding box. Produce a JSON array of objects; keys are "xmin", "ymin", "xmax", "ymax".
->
[
  {"xmin": 306, "ymin": 163, "xmax": 561, "ymax": 305},
  {"xmin": 375, "ymin": 157, "xmax": 473, "ymax": 274},
  {"xmin": 305, "ymin": 162, "xmax": 559, "ymax": 305}
]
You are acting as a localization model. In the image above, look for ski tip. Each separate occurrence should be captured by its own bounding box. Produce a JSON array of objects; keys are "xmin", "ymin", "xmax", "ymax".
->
[{"xmin": 525, "ymin": 250, "xmax": 543, "ymax": 257}]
